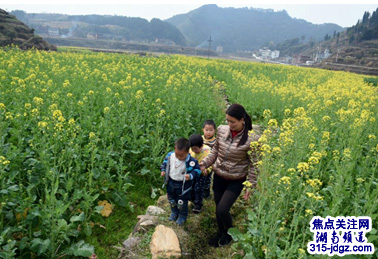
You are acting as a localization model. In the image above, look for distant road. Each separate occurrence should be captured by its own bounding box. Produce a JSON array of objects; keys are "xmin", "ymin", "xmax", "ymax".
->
[{"xmin": 322, "ymin": 62, "xmax": 378, "ymax": 76}]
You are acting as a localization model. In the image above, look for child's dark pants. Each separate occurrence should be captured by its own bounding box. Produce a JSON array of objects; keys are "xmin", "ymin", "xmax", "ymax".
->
[{"xmin": 167, "ymin": 178, "xmax": 190, "ymax": 220}]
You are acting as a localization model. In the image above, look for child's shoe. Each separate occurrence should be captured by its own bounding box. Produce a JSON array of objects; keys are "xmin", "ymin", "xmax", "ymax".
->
[
  {"xmin": 168, "ymin": 213, "xmax": 178, "ymax": 221},
  {"xmin": 192, "ymin": 204, "xmax": 202, "ymax": 214},
  {"xmin": 175, "ymin": 217, "xmax": 186, "ymax": 226}
]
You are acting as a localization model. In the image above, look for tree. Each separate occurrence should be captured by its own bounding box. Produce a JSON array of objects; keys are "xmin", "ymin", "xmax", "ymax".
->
[
  {"xmin": 362, "ymin": 11, "xmax": 370, "ymax": 24},
  {"xmin": 6, "ymin": 31, "xmax": 16, "ymax": 43},
  {"xmin": 268, "ymin": 41, "xmax": 275, "ymax": 50},
  {"xmin": 349, "ymin": 34, "xmax": 355, "ymax": 43}
]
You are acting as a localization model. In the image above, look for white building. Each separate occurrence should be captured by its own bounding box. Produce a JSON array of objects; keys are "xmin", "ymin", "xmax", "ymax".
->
[
  {"xmin": 259, "ymin": 48, "xmax": 280, "ymax": 60},
  {"xmin": 48, "ymin": 28, "xmax": 59, "ymax": 37},
  {"xmin": 315, "ymin": 48, "xmax": 331, "ymax": 62},
  {"xmin": 271, "ymin": 50, "xmax": 280, "ymax": 59}
]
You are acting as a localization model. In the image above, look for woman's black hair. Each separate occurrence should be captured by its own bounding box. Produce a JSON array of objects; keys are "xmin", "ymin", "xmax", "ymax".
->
[
  {"xmin": 226, "ymin": 103, "xmax": 253, "ymax": 146},
  {"xmin": 203, "ymin": 120, "xmax": 216, "ymax": 129},
  {"xmin": 189, "ymin": 134, "xmax": 203, "ymax": 148},
  {"xmin": 175, "ymin": 138, "xmax": 190, "ymax": 152}
]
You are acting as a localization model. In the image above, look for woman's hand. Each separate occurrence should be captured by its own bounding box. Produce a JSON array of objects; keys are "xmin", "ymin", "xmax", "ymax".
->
[
  {"xmin": 161, "ymin": 171, "xmax": 166, "ymax": 177},
  {"xmin": 243, "ymin": 189, "xmax": 251, "ymax": 200},
  {"xmin": 200, "ymin": 164, "xmax": 206, "ymax": 173}
]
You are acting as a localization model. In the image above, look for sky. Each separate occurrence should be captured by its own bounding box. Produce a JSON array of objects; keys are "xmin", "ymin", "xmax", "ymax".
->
[{"xmin": 1, "ymin": 2, "xmax": 378, "ymax": 28}]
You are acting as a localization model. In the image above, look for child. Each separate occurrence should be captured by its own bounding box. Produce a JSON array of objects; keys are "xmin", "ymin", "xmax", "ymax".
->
[
  {"xmin": 161, "ymin": 138, "xmax": 201, "ymax": 225},
  {"xmin": 202, "ymin": 120, "xmax": 217, "ymax": 198},
  {"xmin": 189, "ymin": 134, "xmax": 212, "ymax": 213},
  {"xmin": 202, "ymin": 120, "xmax": 217, "ymax": 148}
]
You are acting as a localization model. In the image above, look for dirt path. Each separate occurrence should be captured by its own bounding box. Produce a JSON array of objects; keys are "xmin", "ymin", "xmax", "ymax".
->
[{"xmin": 118, "ymin": 81, "xmax": 262, "ymax": 259}]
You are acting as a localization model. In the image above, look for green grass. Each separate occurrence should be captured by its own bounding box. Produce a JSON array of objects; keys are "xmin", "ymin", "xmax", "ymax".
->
[
  {"xmin": 57, "ymin": 46, "xmax": 94, "ymax": 53},
  {"xmin": 364, "ymin": 76, "xmax": 378, "ymax": 86},
  {"xmin": 85, "ymin": 174, "xmax": 157, "ymax": 258}
]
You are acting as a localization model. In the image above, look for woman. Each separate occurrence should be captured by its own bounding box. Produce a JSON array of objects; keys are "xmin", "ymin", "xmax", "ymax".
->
[{"xmin": 200, "ymin": 103, "xmax": 260, "ymax": 247}]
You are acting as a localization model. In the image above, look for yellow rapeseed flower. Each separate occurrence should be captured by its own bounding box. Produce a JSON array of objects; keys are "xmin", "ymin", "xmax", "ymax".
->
[
  {"xmin": 53, "ymin": 110, "xmax": 62, "ymax": 118},
  {"xmin": 33, "ymin": 97, "xmax": 44, "ymax": 105},
  {"xmin": 284, "ymin": 109, "xmax": 291, "ymax": 117},
  {"xmin": 322, "ymin": 115, "xmax": 331, "ymax": 122},
  {"xmin": 278, "ymin": 176, "xmax": 291, "ymax": 185},
  {"xmin": 297, "ymin": 162, "xmax": 310, "ymax": 172},
  {"xmin": 308, "ymin": 156, "xmax": 319, "ymax": 165},
  {"xmin": 306, "ymin": 192, "xmax": 323, "ymax": 200},
  {"xmin": 268, "ymin": 119, "xmax": 278, "ymax": 128},
  {"xmin": 298, "ymin": 248, "xmax": 306, "ymax": 254},
  {"xmin": 62, "ymin": 79, "xmax": 70, "ymax": 87},
  {"xmin": 263, "ymin": 109, "xmax": 272, "ymax": 119},
  {"xmin": 68, "ymin": 118, "xmax": 75, "ymax": 126},
  {"xmin": 0, "ymin": 156, "xmax": 10, "ymax": 165},
  {"xmin": 306, "ymin": 178, "xmax": 322, "ymax": 189},
  {"xmin": 272, "ymin": 147, "xmax": 281, "ymax": 154},
  {"xmin": 135, "ymin": 90, "xmax": 144, "ymax": 99},
  {"xmin": 343, "ymin": 148, "xmax": 352, "ymax": 160},
  {"xmin": 31, "ymin": 108, "xmax": 39, "ymax": 116},
  {"xmin": 305, "ymin": 209, "xmax": 313, "ymax": 216},
  {"xmin": 38, "ymin": 121, "xmax": 48, "ymax": 128}
]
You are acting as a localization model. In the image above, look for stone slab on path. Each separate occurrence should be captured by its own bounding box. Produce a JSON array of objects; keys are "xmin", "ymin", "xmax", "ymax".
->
[{"xmin": 150, "ymin": 224, "xmax": 181, "ymax": 259}]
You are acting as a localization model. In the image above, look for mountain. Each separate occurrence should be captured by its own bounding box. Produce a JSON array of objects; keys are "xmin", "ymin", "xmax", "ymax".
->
[
  {"xmin": 0, "ymin": 9, "xmax": 56, "ymax": 50},
  {"xmin": 166, "ymin": 4, "xmax": 344, "ymax": 52},
  {"xmin": 313, "ymin": 8, "xmax": 378, "ymax": 75},
  {"xmin": 11, "ymin": 11, "xmax": 186, "ymax": 46}
]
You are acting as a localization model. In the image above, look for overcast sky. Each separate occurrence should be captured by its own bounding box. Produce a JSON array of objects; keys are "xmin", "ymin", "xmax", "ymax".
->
[{"xmin": 1, "ymin": 2, "xmax": 377, "ymax": 28}]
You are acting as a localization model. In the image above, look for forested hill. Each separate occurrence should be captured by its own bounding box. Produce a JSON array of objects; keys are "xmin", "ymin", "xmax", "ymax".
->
[
  {"xmin": 11, "ymin": 10, "xmax": 186, "ymax": 46},
  {"xmin": 0, "ymin": 9, "xmax": 56, "ymax": 50},
  {"xmin": 166, "ymin": 4, "xmax": 344, "ymax": 52}
]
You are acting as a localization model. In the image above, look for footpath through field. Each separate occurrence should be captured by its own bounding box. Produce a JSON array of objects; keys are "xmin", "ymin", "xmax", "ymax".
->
[{"xmin": 118, "ymin": 81, "xmax": 263, "ymax": 259}]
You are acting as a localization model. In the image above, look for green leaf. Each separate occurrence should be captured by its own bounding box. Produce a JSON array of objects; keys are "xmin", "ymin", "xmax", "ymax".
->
[
  {"xmin": 64, "ymin": 240, "xmax": 94, "ymax": 257},
  {"xmin": 30, "ymin": 238, "xmax": 51, "ymax": 255},
  {"xmin": 244, "ymin": 252, "xmax": 257, "ymax": 259},
  {"xmin": 141, "ymin": 168, "xmax": 150, "ymax": 175},
  {"xmin": 7, "ymin": 185, "xmax": 19, "ymax": 192},
  {"xmin": 70, "ymin": 212, "xmax": 85, "ymax": 222},
  {"xmin": 228, "ymin": 227, "xmax": 241, "ymax": 241},
  {"xmin": 92, "ymin": 168, "xmax": 100, "ymax": 179},
  {"xmin": 248, "ymin": 227, "xmax": 262, "ymax": 237},
  {"xmin": 367, "ymin": 235, "xmax": 378, "ymax": 243},
  {"xmin": 57, "ymin": 219, "xmax": 68, "ymax": 232},
  {"xmin": 112, "ymin": 190, "xmax": 128, "ymax": 207},
  {"xmin": 83, "ymin": 223, "xmax": 92, "ymax": 236},
  {"xmin": 151, "ymin": 187, "xmax": 157, "ymax": 199}
]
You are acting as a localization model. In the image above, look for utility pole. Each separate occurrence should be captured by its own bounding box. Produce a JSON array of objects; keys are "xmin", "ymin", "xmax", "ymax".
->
[
  {"xmin": 207, "ymin": 36, "xmax": 212, "ymax": 59},
  {"xmin": 336, "ymin": 48, "xmax": 340, "ymax": 63}
]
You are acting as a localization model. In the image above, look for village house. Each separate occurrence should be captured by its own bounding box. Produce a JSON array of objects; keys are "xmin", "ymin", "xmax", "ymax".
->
[{"xmin": 48, "ymin": 28, "xmax": 59, "ymax": 37}]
